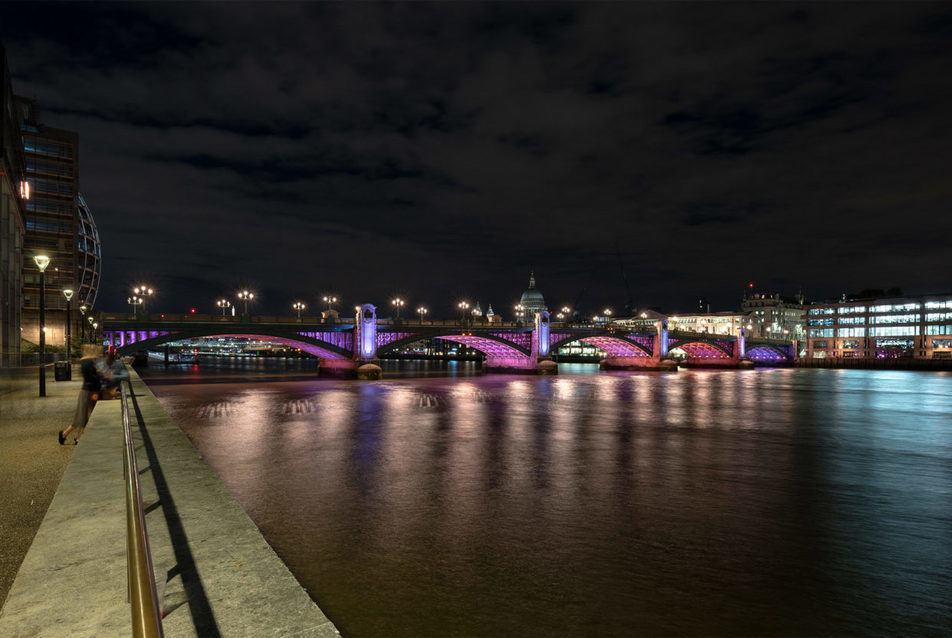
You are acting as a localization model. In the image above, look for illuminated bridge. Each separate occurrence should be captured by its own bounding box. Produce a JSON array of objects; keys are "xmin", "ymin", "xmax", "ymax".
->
[{"xmin": 102, "ymin": 305, "xmax": 796, "ymax": 376}]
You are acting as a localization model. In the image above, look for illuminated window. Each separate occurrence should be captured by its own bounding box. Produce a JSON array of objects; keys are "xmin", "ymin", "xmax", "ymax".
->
[
  {"xmin": 808, "ymin": 318, "xmax": 834, "ymax": 326},
  {"xmin": 842, "ymin": 340, "xmax": 861, "ymax": 349},
  {"xmin": 933, "ymin": 339, "xmax": 952, "ymax": 348},
  {"xmin": 869, "ymin": 326, "xmax": 918, "ymax": 337},
  {"xmin": 925, "ymin": 300, "xmax": 952, "ymax": 310},
  {"xmin": 809, "ymin": 328, "xmax": 834, "ymax": 337},
  {"xmin": 808, "ymin": 308, "xmax": 835, "ymax": 315},
  {"xmin": 875, "ymin": 338, "xmax": 914, "ymax": 348},
  {"xmin": 813, "ymin": 340, "xmax": 828, "ymax": 348},
  {"xmin": 870, "ymin": 314, "xmax": 920, "ymax": 324},
  {"xmin": 837, "ymin": 328, "xmax": 865, "ymax": 337},
  {"xmin": 838, "ymin": 316, "xmax": 865, "ymax": 325},
  {"xmin": 926, "ymin": 325, "xmax": 952, "ymax": 335},
  {"xmin": 869, "ymin": 303, "xmax": 921, "ymax": 313},
  {"xmin": 925, "ymin": 312, "xmax": 952, "ymax": 322},
  {"xmin": 838, "ymin": 306, "xmax": 867, "ymax": 314}
]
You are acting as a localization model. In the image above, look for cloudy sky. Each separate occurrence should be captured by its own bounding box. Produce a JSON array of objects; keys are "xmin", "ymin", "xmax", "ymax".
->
[{"xmin": 3, "ymin": 2, "xmax": 951, "ymax": 317}]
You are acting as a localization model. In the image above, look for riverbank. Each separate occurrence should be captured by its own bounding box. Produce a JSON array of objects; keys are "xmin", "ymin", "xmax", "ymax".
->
[
  {"xmin": 796, "ymin": 357, "xmax": 952, "ymax": 370},
  {"xmin": 0, "ymin": 367, "xmax": 339, "ymax": 637}
]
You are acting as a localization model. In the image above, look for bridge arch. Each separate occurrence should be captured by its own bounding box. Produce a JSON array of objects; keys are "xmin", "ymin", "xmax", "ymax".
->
[
  {"xmin": 111, "ymin": 329, "xmax": 352, "ymax": 360},
  {"xmin": 746, "ymin": 344, "xmax": 793, "ymax": 363},
  {"xmin": 376, "ymin": 330, "xmax": 531, "ymax": 359},
  {"xmin": 667, "ymin": 338, "xmax": 734, "ymax": 359},
  {"xmin": 550, "ymin": 334, "xmax": 654, "ymax": 358}
]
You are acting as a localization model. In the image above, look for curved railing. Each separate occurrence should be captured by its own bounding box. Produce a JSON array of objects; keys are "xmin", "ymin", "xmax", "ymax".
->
[{"xmin": 120, "ymin": 381, "xmax": 164, "ymax": 637}]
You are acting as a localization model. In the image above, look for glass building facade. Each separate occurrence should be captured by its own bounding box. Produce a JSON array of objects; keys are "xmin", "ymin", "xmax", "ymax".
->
[
  {"xmin": 16, "ymin": 96, "xmax": 101, "ymax": 348},
  {"xmin": 804, "ymin": 295, "xmax": 952, "ymax": 360}
]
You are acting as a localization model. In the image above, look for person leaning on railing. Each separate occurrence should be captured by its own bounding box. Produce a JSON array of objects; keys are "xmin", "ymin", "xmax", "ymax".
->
[
  {"xmin": 58, "ymin": 344, "xmax": 105, "ymax": 445},
  {"xmin": 101, "ymin": 345, "xmax": 130, "ymax": 400}
]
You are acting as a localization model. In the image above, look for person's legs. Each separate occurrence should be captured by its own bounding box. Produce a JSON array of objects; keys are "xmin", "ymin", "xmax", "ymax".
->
[
  {"xmin": 75, "ymin": 394, "xmax": 98, "ymax": 442},
  {"xmin": 60, "ymin": 390, "xmax": 89, "ymax": 443}
]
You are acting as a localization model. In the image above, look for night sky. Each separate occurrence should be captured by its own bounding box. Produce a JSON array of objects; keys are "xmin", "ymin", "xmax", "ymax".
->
[{"xmin": 3, "ymin": 2, "xmax": 952, "ymax": 318}]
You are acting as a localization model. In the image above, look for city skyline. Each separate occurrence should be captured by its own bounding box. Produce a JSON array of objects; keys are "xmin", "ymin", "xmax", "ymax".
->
[{"xmin": 3, "ymin": 2, "xmax": 952, "ymax": 316}]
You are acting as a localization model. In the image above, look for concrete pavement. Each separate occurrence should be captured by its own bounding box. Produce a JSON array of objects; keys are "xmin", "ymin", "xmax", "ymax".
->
[
  {"xmin": 0, "ymin": 369, "xmax": 78, "ymax": 609},
  {"xmin": 0, "ymin": 368, "xmax": 339, "ymax": 637}
]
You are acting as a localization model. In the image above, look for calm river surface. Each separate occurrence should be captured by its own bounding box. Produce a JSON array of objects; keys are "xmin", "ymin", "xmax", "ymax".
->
[{"xmin": 140, "ymin": 361, "xmax": 952, "ymax": 637}]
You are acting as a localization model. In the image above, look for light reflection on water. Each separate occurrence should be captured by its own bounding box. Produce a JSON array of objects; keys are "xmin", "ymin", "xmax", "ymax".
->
[{"xmin": 143, "ymin": 364, "xmax": 952, "ymax": 637}]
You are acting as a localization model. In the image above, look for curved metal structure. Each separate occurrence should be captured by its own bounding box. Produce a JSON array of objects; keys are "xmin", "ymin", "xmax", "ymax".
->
[{"xmin": 76, "ymin": 193, "xmax": 101, "ymax": 308}]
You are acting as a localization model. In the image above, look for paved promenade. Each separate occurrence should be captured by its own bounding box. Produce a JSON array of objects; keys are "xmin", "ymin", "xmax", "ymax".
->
[
  {"xmin": 0, "ymin": 369, "xmax": 77, "ymax": 609},
  {"xmin": 0, "ymin": 367, "xmax": 339, "ymax": 637}
]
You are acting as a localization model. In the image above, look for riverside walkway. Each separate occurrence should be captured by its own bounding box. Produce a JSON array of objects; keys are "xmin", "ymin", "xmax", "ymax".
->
[{"xmin": 0, "ymin": 367, "xmax": 339, "ymax": 637}]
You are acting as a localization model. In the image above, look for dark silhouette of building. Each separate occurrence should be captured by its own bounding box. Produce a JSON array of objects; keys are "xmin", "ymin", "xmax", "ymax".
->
[{"xmin": 0, "ymin": 43, "xmax": 27, "ymax": 365}]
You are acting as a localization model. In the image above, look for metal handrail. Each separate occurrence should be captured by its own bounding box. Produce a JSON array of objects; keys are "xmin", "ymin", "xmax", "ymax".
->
[{"xmin": 121, "ymin": 381, "xmax": 165, "ymax": 638}]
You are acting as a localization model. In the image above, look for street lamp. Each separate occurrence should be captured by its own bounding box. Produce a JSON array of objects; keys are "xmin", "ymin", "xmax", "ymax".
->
[
  {"xmin": 237, "ymin": 290, "xmax": 255, "ymax": 315},
  {"xmin": 87, "ymin": 315, "xmax": 94, "ymax": 343},
  {"xmin": 417, "ymin": 306, "xmax": 428, "ymax": 323},
  {"xmin": 514, "ymin": 303, "xmax": 525, "ymax": 323},
  {"xmin": 63, "ymin": 288, "xmax": 73, "ymax": 359},
  {"xmin": 128, "ymin": 295, "xmax": 144, "ymax": 317},
  {"xmin": 131, "ymin": 285, "xmax": 153, "ymax": 318},
  {"xmin": 292, "ymin": 301, "xmax": 306, "ymax": 319},
  {"xmin": 322, "ymin": 295, "xmax": 338, "ymax": 311},
  {"xmin": 216, "ymin": 298, "xmax": 232, "ymax": 316},
  {"xmin": 391, "ymin": 297, "xmax": 405, "ymax": 321},
  {"xmin": 79, "ymin": 304, "xmax": 88, "ymax": 343},
  {"xmin": 458, "ymin": 301, "xmax": 470, "ymax": 323},
  {"xmin": 92, "ymin": 321, "xmax": 98, "ymax": 344},
  {"xmin": 34, "ymin": 255, "xmax": 50, "ymax": 397}
]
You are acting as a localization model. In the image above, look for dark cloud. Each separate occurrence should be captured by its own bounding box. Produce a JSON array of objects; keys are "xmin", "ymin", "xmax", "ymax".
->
[{"xmin": 3, "ymin": 1, "xmax": 951, "ymax": 317}]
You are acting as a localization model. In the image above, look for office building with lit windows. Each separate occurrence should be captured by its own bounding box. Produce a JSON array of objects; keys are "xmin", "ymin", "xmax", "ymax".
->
[
  {"xmin": 803, "ymin": 294, "xmax": 952, "ymax": 361},
  {"xmin": 1, "ymin": 43, "xmax": 27, "ymax": 365},
  {"xmin": 742, "ymin": 293, "xmax": 806, "ymax": 342},
  {"xmin": 16, "ymin": 96, "xmax": 101, "ymax": 348}
]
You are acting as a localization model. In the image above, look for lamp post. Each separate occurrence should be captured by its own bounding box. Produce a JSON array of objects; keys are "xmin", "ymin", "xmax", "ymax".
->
[
  {"xmin": 216, "ymin": 298, "xmax": 232, "ymax": 316},
  {"xmin": 292, "ymin": 301, "xmax": 306, "ymax": 320},
  {"xmin": 417, "ymin": 306, "xmax": 428, "ymax": 324},
  {"xmin": 391, "ymin": 297, "xmax": 405, "ymax": 321},
  {"xmin": 92, "ymin": 321, "xmax": 98, "ymax": 345},
  {"xmin": 514, "ymin": 303, "xmax": 525, "ymax": 324},
  {"xmin": 322, "ymin": 295, "xmax": 338, "ymax": 311},
  {"xmin": 130, "ymin": 285, "xmax": 153, "ymax": 318},
  {"xmin": 237, "ymin": 290, "xmax": 255, "ymax": 316},
  {"xmin": 63, "ymin": 288, "xmax": 73, "ymax": 360},
  {"xmin": 457, "ymin": 301, "xmax": 470, "ymax": 323},
  {"xmin": 79, "ymin": 304, "xmax": 87, "ymax": 343},
  {"xmin": 560, "ymin": 306, "xmax": 571, "ymax": 325},
  {"xmin": 128, "ymin": 294, "xmax": 144, "ymax": 317},
  {"xmin": 34, "ymin": 255, "xmax": 50, "ymax": 397}
]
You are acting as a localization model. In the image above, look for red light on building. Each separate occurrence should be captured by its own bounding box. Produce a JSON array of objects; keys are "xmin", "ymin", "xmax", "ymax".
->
[{"xmin": 190, "ymin": 308, "xmax": 196, "ymax": 314}]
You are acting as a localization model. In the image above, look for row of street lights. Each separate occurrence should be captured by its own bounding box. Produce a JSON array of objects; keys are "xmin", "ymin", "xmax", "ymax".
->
[
  {"xmin": 33, "ymin": 254, "xmax": 99, "ymax": 397},
  {"xmin": 125, "ymin": 283, "xmax": 611, "ymax": 325}
]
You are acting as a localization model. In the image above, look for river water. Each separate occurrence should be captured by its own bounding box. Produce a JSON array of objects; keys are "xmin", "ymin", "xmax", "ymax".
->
[{"xmin": 140, "ymin": 361, "xmax": 952, "ymax": 637}]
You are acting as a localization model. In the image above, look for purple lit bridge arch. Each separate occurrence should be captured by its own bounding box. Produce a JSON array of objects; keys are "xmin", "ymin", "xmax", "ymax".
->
[{"xmin": 102, "ymin": 310, "xmax": 797, "ymax": 376}]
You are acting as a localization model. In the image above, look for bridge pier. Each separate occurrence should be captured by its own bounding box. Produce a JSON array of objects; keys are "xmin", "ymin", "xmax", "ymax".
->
[
  {"xmin": 353, "ymin": 303, "xmax": 383, "ymax": 379},
  {"xmin": 317, "ymin": 358, "xmax": 358, "ymax": 379},
  {"xmin": 484, "ymin": 311, "xmax": 558, "ymax": 375}
]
